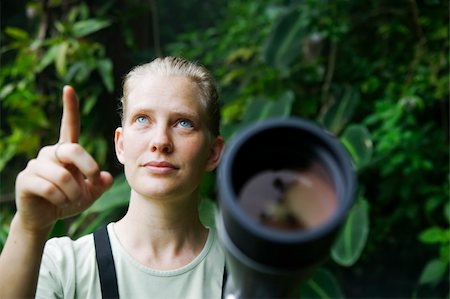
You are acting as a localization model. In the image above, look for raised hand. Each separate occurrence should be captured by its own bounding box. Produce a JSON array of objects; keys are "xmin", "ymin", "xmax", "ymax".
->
[{"xmin": 14, "ymin": 86, "xmax": 113, "ymax": 233}]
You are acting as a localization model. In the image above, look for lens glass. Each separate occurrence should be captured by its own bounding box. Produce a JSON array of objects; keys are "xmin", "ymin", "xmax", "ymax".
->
[{"xmin": 238, "ymin": 162, "xmax": 337, "ymax": 231}]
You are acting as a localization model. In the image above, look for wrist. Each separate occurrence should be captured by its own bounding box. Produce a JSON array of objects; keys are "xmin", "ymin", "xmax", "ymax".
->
[{"xmin": 10, "ymin": 214, "xmax": 53, "ymax": 243}]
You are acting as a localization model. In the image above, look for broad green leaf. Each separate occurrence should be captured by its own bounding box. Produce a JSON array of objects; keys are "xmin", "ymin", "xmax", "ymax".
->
[
  {"xmin": 49, "ymin": 220, "xmax": 66, "ymax": 238},
  {"xmin": 320, "ymin": 86, "xmax": 360, "ymax": 134},
  {"xmin": 263, "ymin": 7, "xmax": 306, "ymax": 74},
  {"xmin": 242, "ymin": 98, "xmax": 268, "ymax": 123},
  {"xmin": 199, "ymin": 198, "xmax": 218, "ymax": 228},
  {"xmin": 242, "ymin": 91, "xmax": 294, "ymax": 123},
  {"xmin": 419, "ymin": 227, "xmax": 449, "ymax": 244},
  {"xmin": 419, "ymin": 259, "xmax": 448, "ymax": 285},
  {"xmin": 37, "ymin": 44, "xmax": 60, "ymax": 72},
  {"xmin": 82, "ymin": 94, "xmax": 97, "ymax": 115},
  {"xmin": 56, "ymin": 42, "xmax": 69, "ymax": 76},
  {"xmin": 224, "ymin": 92, "xmax": 294, "ymax": 141},
  {"xmin": 300, "ymin": 268, "xmax": 344, "ymax": 299},
  {"xmin": 72, "ymin": 19, "xmax": 111, "ymax": 38},
  {"xmin": 340, "ymin": 125, "xmax": 373, "ymax": 170},
  {"xmin": 85, "ymin": 173, "xmax": 130, "ymax": 213},
  {"xmin": 65, "ymin": 62, "xmax": 85, "ymax": 82},
  {"xmin": 331, "ymin": 197, "xmax": 370, "ymax": 266},
  {"xmin": 0, "ymin": 84, "xmax": 15, "ymax": 99},
  {"xmin": 5, "ymin": 27, "xmax": 29, "ymax": 40},
  {"xmin": 54, "ymin": 21, "xmax": 66, "ymax": 34},
  {"xmin": 97, "ymin": 59, "xmax": 114, "ymax": 92},
  {"xmin": 269, "ymin": 91, "xmax": 295, "ymax": 118}
]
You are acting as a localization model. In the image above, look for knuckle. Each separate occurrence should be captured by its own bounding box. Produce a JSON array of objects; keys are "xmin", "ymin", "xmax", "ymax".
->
[
  {"xmin": 26, "ymin": 159, "xmax": 38, "ymax": 169},
  {"xmin": 38, "ymin": 145, "xmax": 53, "ymax": 158},
  {"xmin": 86, "ymin": 163, "xmax": 100, "ymax": 177},
  {"xmin": 16, "ymin": 170, "xmax": 27, "ymax": 185},
  {"xmin": 68, "ymin": 143, "xmax": 84, "ymax": 156},
  {"xmin": 58, "ymin": 169, "xmax": 73, "ymax": 184},
  {"xmin": 42, "ymin": 182, "xmax": 60, "ymax": 198}
]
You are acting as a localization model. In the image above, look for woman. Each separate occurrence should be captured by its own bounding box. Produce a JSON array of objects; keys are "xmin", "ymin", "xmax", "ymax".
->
[{"xmin": 0, "ymin": 57, "xmax": 226, "ymax": 298}]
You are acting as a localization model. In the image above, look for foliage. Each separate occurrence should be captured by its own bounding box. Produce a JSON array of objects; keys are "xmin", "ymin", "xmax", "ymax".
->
[{"xmin": 0, "ymin": 1, "xmax": 115, "ymax": 193}]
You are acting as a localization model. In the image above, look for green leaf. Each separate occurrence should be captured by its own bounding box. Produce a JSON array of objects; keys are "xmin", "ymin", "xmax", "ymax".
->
[
  {"xmin": 331, "ymin": 197, "xmax": 370, "ymax": 266},
  {"xmin": 199, "ymin": 198, "xmax": 218, "ymax": 228},
  {"xmin": 86, "ymin": 173, "xmax": 130, "ymax": 213},
  {"xmin": 0, "ymin": 84, "xmax": 15, "ymax": 100},
  {"xmin": 444, "ymin": 202, "xmax": 450, "ymax": 224},
  {"xmin": 37, "ymin": 44, "xmax": 60, "ymax": 72},
  {"xmin": 55, "ymin": 42, "xmax": 69, "ymax": 76},
  {"xmin": 72, "ymin": 19, "xmax": 111, "ymax": 38},
  {"xmin": 320, "ymin": 86, "xmax": 360, "ymax": 134},
  {"xmin": 97, "ymin": 59, "xmax": 114, "ymax": 92},
  {"xmin": 263, "ymin": 7, "xmax": 306, "ymax": 74},
  {"xmin": 82, "ymin": 94, "xmax": 97, "ymax": 115},
  {"xmin": 49, "ymin": 220, "xmax": 66, "ymax": 238},
  {"xmin": 300, "ymin": 268, "xmax": 344, "ymax": 299},
  {"xmin": 340, "ymin": 125, "xmax": 373, "ymax": 170},
  {"xmin": 419, "ymin": 227, "xmax": 448, "ymax": 244},
  {"xmin": 243, "ymin": 91, "xmax": 294, "ymax": 123},
  {"xmin": 270, "ymin": 91, "xmax": 295, "ymax": 118},
  {"xmin": 5, "ymin": 27, "xmax": 29, "ymax": 41},
  {"xmin": 419, "ymin": 259, "xmax": 449, "ymax": 286}
]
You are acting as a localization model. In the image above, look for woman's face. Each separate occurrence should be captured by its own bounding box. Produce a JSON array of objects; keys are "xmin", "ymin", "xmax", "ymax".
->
[{"xmin": 115, "ymin": 74, "xmax": 223, "ymax": 202}]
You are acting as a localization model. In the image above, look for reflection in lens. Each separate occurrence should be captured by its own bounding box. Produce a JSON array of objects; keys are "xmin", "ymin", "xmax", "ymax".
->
[{"xmin": 238, "ymin": 162, "xmax": 337, "ymax": 231}]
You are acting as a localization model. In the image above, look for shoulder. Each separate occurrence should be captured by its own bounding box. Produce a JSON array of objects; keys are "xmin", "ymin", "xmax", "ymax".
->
[
  {"xmin": 37, "ymin": 227, "xmax": 108, "ymax": 298},
  {"xmin": 203, "ymin": 226, "xmax": 226, "ymax": 275},
  {"xmin": 44, "ymin": 231, "xmax": 94, "ymax": 261},
  {"xmin": 208, "ymin": 227, "xmax": 225, "ymax": 256}
]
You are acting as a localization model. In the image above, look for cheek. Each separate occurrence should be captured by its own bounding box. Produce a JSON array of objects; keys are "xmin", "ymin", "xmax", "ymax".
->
[
  {"xmin": 123, "ymin": 133, "xmax": 147, "ymax": 158},
  {"xmin": 181, "ymin": 139, "xmax": 209, "ymax": 164}
]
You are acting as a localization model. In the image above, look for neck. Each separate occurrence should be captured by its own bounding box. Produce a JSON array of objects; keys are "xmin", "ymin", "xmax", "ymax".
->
[{"xmin": 114, "ymin": 190, "xmax": 208, "ymax": 269}]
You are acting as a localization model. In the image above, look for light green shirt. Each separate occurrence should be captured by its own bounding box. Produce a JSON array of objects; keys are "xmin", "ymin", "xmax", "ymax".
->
[{"xmin": 36, "ymin": 223, "xmax": 225, "ymax": 299}]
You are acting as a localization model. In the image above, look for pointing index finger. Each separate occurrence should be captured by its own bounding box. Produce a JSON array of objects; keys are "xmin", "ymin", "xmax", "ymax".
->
[{"xmin": 59, "ymin": 85, "xmax": 80, "ymax": 143}]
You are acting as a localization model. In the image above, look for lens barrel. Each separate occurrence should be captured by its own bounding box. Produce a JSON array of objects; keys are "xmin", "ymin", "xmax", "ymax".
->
[{"xmin": 217, "ymin": 117, "xmax": 356, "ymax": 298}]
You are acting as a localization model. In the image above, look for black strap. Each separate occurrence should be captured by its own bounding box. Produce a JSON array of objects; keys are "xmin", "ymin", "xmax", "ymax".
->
[
  {"xmin": 93, "ymin": 226, "xmax": 120, "ymax": 299},
  {"xmin": 222, "ymin": 265, "xmax": 228, "ymax": 295}
]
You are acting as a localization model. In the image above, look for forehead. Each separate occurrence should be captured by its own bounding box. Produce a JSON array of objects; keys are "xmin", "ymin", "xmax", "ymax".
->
[{"xmin": 124, "ymin": 74, "xmax": 207, "ymax": 116}]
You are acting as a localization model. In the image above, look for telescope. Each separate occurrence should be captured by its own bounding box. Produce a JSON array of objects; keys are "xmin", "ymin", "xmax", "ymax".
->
[{"xmin": 216, "ymin": 117, "xmax": 356, "ymax": 298}]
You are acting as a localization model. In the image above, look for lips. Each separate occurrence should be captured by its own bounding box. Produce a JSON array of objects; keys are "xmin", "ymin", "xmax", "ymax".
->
[{"xmin": 143, "ymin": 161, "xmax": 179, "ymax": 174}]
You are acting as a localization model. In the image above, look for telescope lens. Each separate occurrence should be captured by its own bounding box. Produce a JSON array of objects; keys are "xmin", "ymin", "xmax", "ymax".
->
[
  {"xmin": 239, "ymin": 162, "xmax": 337, "ymax": 231},
  {"xmin": 218, "ymin": 117, "xmax": 356, "ymax": 273}
]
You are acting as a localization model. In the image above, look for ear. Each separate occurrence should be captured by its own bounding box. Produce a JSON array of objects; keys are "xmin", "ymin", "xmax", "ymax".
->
[
  {"xmin": 205, "ymin": 136, "xmax": 225, "ymax": 172},
  {"xmin": 114, "ymin": 127, "xmax": 125, "ymax": 165}
]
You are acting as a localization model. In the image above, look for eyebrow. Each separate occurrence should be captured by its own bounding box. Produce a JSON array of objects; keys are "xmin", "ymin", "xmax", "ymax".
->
[{"xmin": 128, "ymin": 106, "xmax": 200, "ymax": 121}]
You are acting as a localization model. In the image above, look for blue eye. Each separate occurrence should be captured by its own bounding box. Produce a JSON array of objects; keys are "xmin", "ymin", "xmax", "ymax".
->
[
  {"xmin": 178, "ymin": 119, "xmax": 194, "ymax": 128},
  {"xmin": 136, "ymin": 115, "xmax": 149, "ymax": 124}
]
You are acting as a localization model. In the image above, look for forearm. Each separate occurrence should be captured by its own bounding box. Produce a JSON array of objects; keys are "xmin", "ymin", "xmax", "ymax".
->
[{"xmin": 0, "ymin": 215, "xmax": 52, "ymax": 299}]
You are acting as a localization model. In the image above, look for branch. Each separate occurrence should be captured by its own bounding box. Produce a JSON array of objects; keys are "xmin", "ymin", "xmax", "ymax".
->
[
  {"xmin": 408, "ymin": 0, "xmax": 424, "ymax": 41},
  {"xmin": 320, "ymin": 39, "xmax": 337, "ymax": 113},
  {"xmin": 149, "ymin": 0, "xmax": 162, "ymax": 57}
]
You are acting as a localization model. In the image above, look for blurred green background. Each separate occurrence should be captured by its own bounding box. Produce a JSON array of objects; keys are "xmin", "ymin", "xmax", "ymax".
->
[{"xmin": 1, "ymin": 0, "xmax": 448, "ymax": 298}]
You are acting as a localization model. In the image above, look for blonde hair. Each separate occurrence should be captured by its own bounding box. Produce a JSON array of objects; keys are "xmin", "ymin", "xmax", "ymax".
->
[{"xmin": 120, "ymin": 56, "xmax": 220, "ymax": 136}]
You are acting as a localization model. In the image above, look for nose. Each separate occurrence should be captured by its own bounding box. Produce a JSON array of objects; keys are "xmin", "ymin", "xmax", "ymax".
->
[{"xmin": 150, "ymin": 126, "xmax": 173, "ymax": 153}]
